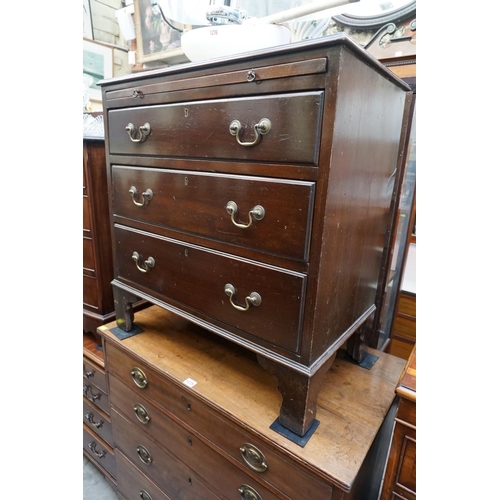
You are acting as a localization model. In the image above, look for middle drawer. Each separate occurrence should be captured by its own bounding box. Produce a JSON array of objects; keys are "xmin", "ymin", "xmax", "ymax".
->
[
  {"xmin": 112, "ymin": 166, "xmax": 315, "ymax": 262},
  {"xmin": 114, "ymin": 224, "xmax": 306, "ymax": 353}
]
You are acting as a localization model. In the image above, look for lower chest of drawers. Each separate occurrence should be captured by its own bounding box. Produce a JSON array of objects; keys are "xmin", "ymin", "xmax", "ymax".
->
[
  {"xmin": 109, "ymin": 372, "xmax": 331, "ymax": 500},
  {"xmin": 83, "ymin": 350, "xmax": 116, "ymax": 482},
  {"xmin": 100, "ymin": 305, "xmax": 406, "ymax": 500}
]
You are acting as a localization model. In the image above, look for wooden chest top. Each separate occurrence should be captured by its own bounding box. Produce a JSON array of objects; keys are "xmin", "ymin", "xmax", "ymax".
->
[{"xmin": 100, "ymin": 305, "xmax": 405, "ymax": 491}]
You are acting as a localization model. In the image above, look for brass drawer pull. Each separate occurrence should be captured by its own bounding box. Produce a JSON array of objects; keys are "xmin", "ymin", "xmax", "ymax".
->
[
  {"xmin": 139, "ymin": 490, "xmax": 153, "ymax": 500},
  {"xmin": 238, "ymin": 484, "xmax": 262, "ymax": 500},
  {"xmin": 88, "ymin": 441, "xmax": 106, "ymax": 459},
  {"xmin": 226, "ymin": 201, "xmax": 265, "ymax": 229},
  {"xmin": 137, "ymin": 444, "xmax": 152, "ymax": 465},
  {"xmin": 126, "ymin": 122, "xmax": 151, "ymax": 143},
  {"xmin": 134, "ymin": 403, "xmax": 151, "ymax": 424},
  {"xmin": 239, "ymin": 443, "xmax": 268, "ymax": 472},
  {"xmin": 83, "ymin": 385, "xmax": 102, "ymax": 402},
  {"xmin": 225, "ymin": 284, "xmax": 262, "ymax": 312},
  {"xmin": 131, "ymin": 367, "xmax": 148, "ymax": 389},
  {"xmin": 83, "ymin": 368, "xmax": 94, "ymax": 379},
  {"xmin": 85, "ymin": 412, "xmax": 103, "ymax": 430},
  {"xmin": 132, "ymin": 252, "xmax": 155, "ymax": 273},
  {"xmin": 229, "ymin": 118, "xmax": 271, "ymax": 147},
  {"xmin": 129, "ymin": 186, "xmax": 153, "ymax": 207}
]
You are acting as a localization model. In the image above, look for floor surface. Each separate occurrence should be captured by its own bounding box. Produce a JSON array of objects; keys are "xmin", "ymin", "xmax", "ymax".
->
[{"xmin": 83, "ymin": 455, "xmax": 118, "ymax": 500}]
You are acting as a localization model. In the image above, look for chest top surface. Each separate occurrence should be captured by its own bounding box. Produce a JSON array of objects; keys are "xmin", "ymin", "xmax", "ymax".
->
[{"xmin": 100, "ymin": 305, "xmax": 405, "ymax": 490}]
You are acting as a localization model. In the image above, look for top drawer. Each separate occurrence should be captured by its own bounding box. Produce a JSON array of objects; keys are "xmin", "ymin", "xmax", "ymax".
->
[{"xmin": 108, "ymin": 92, "xmax": 323, "ymax": 165}]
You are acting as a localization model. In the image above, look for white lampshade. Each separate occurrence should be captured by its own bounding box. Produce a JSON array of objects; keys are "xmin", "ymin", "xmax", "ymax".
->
[{"xmin": 116, "ymin": 7, "xmax": 136, "ymax": 41}]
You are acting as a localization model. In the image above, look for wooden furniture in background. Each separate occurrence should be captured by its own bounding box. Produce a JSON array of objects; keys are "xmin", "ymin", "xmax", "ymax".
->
[
  {"xmin": 389, "ymin": 290, "xmax": 416, "ymax": 359},
  {"xmin": 99, "ymin": 305, "xmax": 406, "ymax": 500},
  {"xmin": 83, "ymin": 332, "xmax": 116, "ymax": 485},
  {"xmin": 99, "ymin": 33, "xmax": 412, "ymax": 437},
  {"xmin": 83, "ymin": 137, "xmax": 115, "ymax": 343},
  {"xmin": 364, "ymin": 16, "xmax": 417, "ymax": 359},
  {"xmin": 83, "ymin": 135, "xmax": 149, "ymax": 342},
  {"xmin": 381, "ymin": 345, "xmax": 416, "ymax": 499}
]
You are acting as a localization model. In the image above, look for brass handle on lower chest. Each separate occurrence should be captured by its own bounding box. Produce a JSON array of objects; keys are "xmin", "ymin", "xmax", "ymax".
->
[
  {"xmin": 139, "ymin": 490, "xmax": 153, "ymax": 500},
  {"xmin": 85, "ymin": 412, "xmax": 103, "ymax": 429},
  {"xmin": 226, "ymin": 201, "xmax": 265, "ymax": 229},
  {"xmin": 126, "ymin": 122, "xmax": 151, "ymax": 143},
  {"xmin": 137, "ymin": 444, "xmax": 152, "ymax": 465},
  {"xmin": 131, "ymin": 367, "xmax": 148, "ymax": 388},
  {"xmin": 88, "ymin": 442, "xmax": 106, "ymax": 459},
  {"xmin": 132, "ymin": 252, "xmax": 155, "ymax": 273},
  {"xmin": 134, "ymin": 403, "xmax": 151, "ymax": 424},
  {"xmin": 225, "ymin": 284, "xmax": 262, "ymax": 312},
  {"xmin": 239, "ymin": 443, "xmax": 268, "ymax": 472},
  {"xmin": 83, "ymin": 385, "xmax": 102, "ymax": 402},
  {"xmin": 129, "ymin": 186, "xmax": 153, "ymax": 207},
  {"xmin": 229, "ymin": 118, "xmax": 271, "ymax": 147},
  {"xmin": 238, "ymin": 484, "xmax": 262, "ymax": 500}
]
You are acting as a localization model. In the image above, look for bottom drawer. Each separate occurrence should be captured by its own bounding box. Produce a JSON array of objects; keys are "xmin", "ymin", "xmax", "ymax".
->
[
  {"xmin": 112, "ymin": 409, "xmax": 220, "ymax": 500},
  {"xmin": 116, "ymin": 449, "xmax": 171, "ymax": 500},
  {"xmin": 83, "ymin": 424, "xmax": 116, "ymax": 479}
]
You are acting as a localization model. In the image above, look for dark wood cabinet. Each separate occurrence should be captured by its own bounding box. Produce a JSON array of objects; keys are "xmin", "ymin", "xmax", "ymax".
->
[
  {"xmin": 99, "ymin": 33, "xmax": 412, "ymax": 436},
  {"xmin": 83, "ymin": 138, "xmax": 116, "ymax": 342},
  {"xmin": 99, "ymin": 305, "xmax": 406, "ymax": 500}
]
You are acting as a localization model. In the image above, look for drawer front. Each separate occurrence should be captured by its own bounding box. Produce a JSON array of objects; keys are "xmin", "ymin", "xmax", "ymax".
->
[
  {"xmin": 83, "ymin": 425, "xmax": 116, "ymax": 479},
  {"xmin": 83, "ymin": 399, "xmax": 113, "ymax": 445},
  {"xmin": 113, "ymin": 166, "xmax": 315, "ymax": 261},
  {"xmin": 106, "ymin": 346, "xmax": 332, "ymax": 500},
  {"xmin": 397, "ymin": 398, "xmax": 416, "ymax": 428},
  {"xmin": 83, "ymin": 356, "xmax": 107, "ymax": 393},
  {"xmin": 108, "ymin": 92, "xmax": 323, "ymax": 165},
  {"xmin": 83, "ymin": 196, "xmax": 91, "ymax": 232},
  {"xmin": 83, "ymin": 378, "xmax": 110, "ymax": 415},
  {"xmin": 116, "ymin": 449, "xmax": 171, "ymax": 500},
  {"xmin": 112, "ymin": 409, "xmax": 221, "ymax": 500},
  {"xmin": 110, "ymin": 375, "xmax": 296, "ymax": 500},
  {"xmin": 83, "ymin": 275, "xmax": 98, "ymax": 309},
  {"xmin": 398, "ymin": 293, "xmax": 416, "ymax": 317},
  {"xmin": 114, "ymin": 225, "xmax": 306, "ymax": 352},
  {"xmin": 83, "ymin": 237, "xmax": 95, "ymax": 273}
]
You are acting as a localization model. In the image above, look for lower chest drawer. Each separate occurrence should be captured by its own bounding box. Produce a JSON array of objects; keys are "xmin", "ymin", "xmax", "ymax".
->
[
  {"xmin": 83, "ymin": 378, "xmax": 110, "ymax": 415},
  {"xmin": 106, "ymin": 353, "xmax": 333, "ymax": 500},
  {"xmin": 83, "ymin": 399, "xmax": 113, "ymax": 445},
  {"xmin": 114, "ymin": 224, "xmax": 306, "ymax": 353},
  {"xmin": 83, "ymin": 424, "xmax": 116, "ymax": 479},
  {"xmin": 116, "ymin": 449, "xmax": 171, "ymax": 500},
  {"xmin": 83, "ymin": 356, "xmax": 107, "ymax": 393},
  {"xmin": 112, "ymin": 409, "xmax": 222, "ymax": 500}
]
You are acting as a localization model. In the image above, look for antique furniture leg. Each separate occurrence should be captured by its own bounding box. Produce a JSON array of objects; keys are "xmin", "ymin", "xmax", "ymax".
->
[
  {"xmin": 113, "ymin": 284, "xmax": 139, "ymax": 332},
  {"xmin": 257, "ymin": 354, "xmax": 336, "ymax": 437},
  {"xmin": 347, "ymin": 329, "xmax": 366, "ymax": 364}
]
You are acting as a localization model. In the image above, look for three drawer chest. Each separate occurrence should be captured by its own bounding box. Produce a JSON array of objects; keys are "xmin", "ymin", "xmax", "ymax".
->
[{"xmin": 98, "ymin": 33, "xmax": 412, "ymax": 436}]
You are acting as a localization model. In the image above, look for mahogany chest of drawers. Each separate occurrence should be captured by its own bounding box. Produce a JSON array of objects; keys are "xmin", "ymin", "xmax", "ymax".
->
[
  {"xmin": 83, "ymin": 332, "xmax": 116, "ymax": 483},
  {"xmin": 99, "ymin": 34, "xmax": 411, "ymax": 436},
  {"xmin": 99, "ymin": 305, "xmax": 405, "ymax": 500},
  {"xmin": 83, "ymin": 137, "xmax": 116, "ymax": 341}
]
